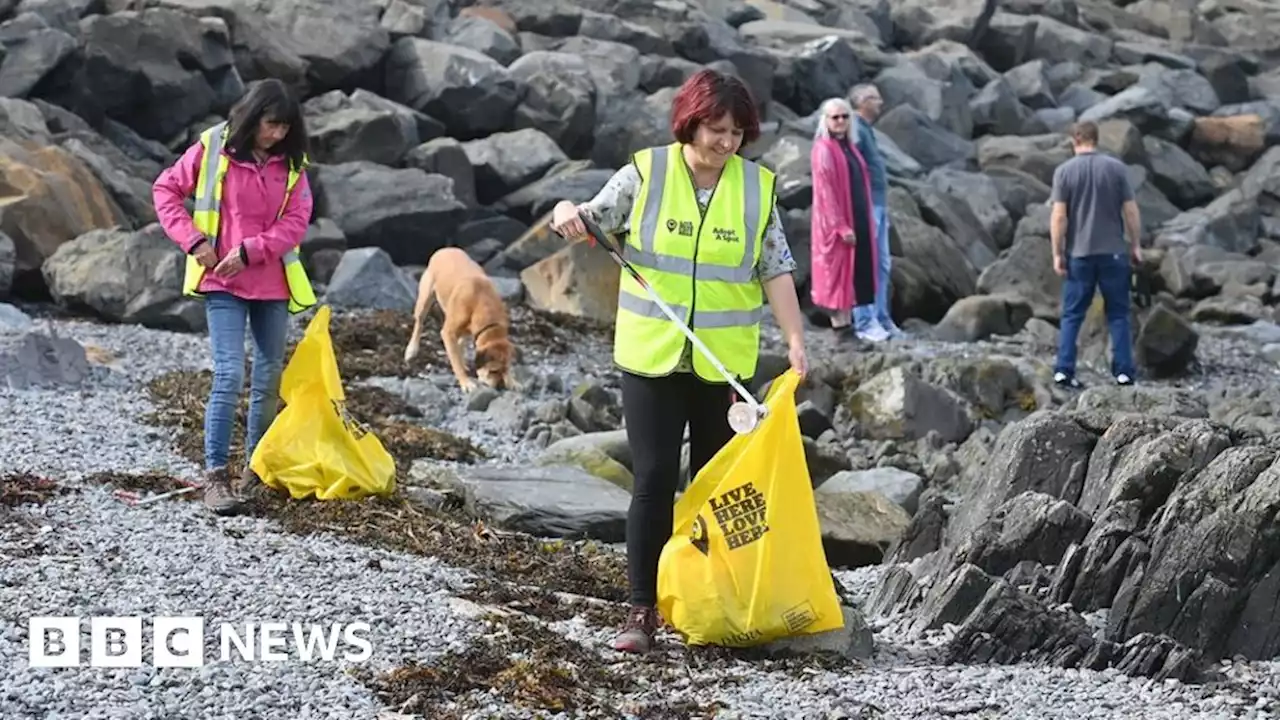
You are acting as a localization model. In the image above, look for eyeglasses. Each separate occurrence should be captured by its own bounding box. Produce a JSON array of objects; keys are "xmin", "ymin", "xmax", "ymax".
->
[{"xmin": 829, "ymin": 114, "xmax": 849, "ymax": 120}]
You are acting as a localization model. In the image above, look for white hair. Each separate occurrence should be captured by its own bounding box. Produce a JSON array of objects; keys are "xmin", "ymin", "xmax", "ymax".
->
[
  {"xmin": 849, "ymin": 83, "xmax": 880, "ymax": 107},
  {"xmin": 814, "ymin": 98, "xmax": 854, "ymax": 141}
]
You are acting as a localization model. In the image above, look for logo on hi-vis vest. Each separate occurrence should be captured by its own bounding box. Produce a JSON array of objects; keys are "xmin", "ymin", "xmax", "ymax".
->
[
  {"xmin": 712, "ymin": 227, "xmax": 739, "ymax": 243},
  {"xmin": 708, "ymin": 482, "xmax": 768, "ymax": 550},
  {"xmin": 666, "ymin": 218, "xmax": 694, "ymax": 236}
]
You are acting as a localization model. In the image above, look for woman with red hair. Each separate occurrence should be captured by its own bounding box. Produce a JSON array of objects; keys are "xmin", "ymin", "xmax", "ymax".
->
[{"xmin": 550, "ymin": 69, "xmax": 808, "ymax": 654}]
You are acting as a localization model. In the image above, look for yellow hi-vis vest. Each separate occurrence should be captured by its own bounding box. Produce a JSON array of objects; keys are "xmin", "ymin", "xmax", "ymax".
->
[
  {"xmin": 182, "ymin": 121, "xmax": 317, "ymax": 315},
  {"xmin": 613, "ymin": 142, "xmax": 776, "ymax": 382}
]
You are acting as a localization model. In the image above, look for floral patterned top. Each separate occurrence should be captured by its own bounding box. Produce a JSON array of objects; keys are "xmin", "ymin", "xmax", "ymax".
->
[{"xmin": 578, "ymin": 162, "xmax": 798, "ymax": 374}]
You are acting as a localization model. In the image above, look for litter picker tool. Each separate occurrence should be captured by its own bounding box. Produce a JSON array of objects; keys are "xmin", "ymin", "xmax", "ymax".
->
[
  {"xmin": 573, "ymin": 211, "xmax": 768, "ymax": 434},
  {"xmin": 113, "ymin": 482, "xmax": 199, "ymax": 507}
]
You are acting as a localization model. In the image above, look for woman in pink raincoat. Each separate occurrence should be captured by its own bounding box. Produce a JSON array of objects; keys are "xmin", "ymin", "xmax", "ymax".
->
[
  {"xmin": 152, "ymin": 79, "xmax": 313, "ymax": 516},
  {"xmin": 809, "ymin": 97, "xmax": 878, "ymax": 340}
]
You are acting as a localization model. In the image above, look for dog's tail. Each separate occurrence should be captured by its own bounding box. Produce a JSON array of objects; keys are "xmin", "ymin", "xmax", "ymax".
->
[{"xmin": 404, "ymin": 268, "xmax": 437, "ymax": 363}]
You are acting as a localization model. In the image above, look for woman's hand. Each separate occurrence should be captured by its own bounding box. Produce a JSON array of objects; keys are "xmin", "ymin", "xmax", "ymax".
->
[
  {"xmin": 841, "ymin": 229, "xmax": 856, "ymax": 245},
  {"xmin": 213, "ymin": 250, "xmax": 245, "ymax": 277},
  {"xmin": 550, "ymin": 201, "xmax": 588, "ymax": 241},
  {"xmin": 788, "ymin": 340, "xmax": 808, "ymax": 378},
  {"xmin": 192, "ymin": 240, "xmax": 217, "ymax": 268}
]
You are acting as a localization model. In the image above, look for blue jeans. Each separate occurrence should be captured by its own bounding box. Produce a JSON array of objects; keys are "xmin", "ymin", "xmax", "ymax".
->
[
  {"xmin": 854, "ymin": 204, "xmax": 896, "ymax": 332},
  {"xmin": 1055, "ymin": 253, "xmax": 1136, "ymax": 378},
  {"xmin": 204, "ymin": 292, "xmax": 289, "ymax": 471}
]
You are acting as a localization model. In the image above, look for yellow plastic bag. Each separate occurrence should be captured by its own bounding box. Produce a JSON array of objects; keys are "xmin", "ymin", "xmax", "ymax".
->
[
  {"xmin": 249, "ymin": 305, "xmax": 396, "ymax": 500},
  {"xmin": 656, "ymin": 369, "xmax": 844, "ymax": 647}
]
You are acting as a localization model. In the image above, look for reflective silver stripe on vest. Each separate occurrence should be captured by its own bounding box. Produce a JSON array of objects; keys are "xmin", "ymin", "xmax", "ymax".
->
[
  {"xmin": 196, "ymin": 121, "xmax": 302, "ymax": 267},
  {"xmin": 618, "ymin": 290, "xmax": 763, "ymax": 329},
  {"xmin": 631, "ymin": 145, "xmax": 766, "ymax": 285},
  {"xmin": 194, "ymin": 122, "xmax": 227, "ymax": 220},
  {"xmin": 637, "ymin": 145, "xmax": 668, "ymax": 255}
]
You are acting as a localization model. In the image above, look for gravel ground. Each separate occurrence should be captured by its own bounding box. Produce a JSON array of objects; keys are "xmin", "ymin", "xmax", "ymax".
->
[{"xmin": 3, "ymin": 308, "xmax": 1280, "ymax": 719}]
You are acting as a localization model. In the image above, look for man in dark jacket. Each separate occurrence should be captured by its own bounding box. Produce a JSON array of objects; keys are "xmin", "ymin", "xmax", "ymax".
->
[{"xmin": 849, "ymin": 82, "xmax": 902, "ymax": 341}]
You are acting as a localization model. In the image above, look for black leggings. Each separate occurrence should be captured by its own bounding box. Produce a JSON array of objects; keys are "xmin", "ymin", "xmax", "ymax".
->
[{"xmin": 621, "ymin": 369, "xmax": 738, "ymax": 606}]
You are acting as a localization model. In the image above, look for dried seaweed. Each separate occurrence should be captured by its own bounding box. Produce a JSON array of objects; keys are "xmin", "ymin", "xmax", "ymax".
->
[
  {"xmin": 86, "ymin": 469, "xmax": 855, "ymax": 713},
  {"xmin": 345, "ymin": 383, "xmax": 422, "ymax": 419},
  {"xmin": 354, "ymin": 609, "xmax": 732, "ymax": 719},
  {"xmin": 84, "ymin": 469, "xmax": 626, "ymax": 604},
  {"xmin": 353, "ymin": 613, "xmax": 633, "ymax": 716},
  {"xmin": 371, "ymin": 420, "xmax": 485, "ymax": 471},
  {"xmin": 328, "ymin": 305, "xmax": 612, "ymax": 381},
  {"xmin": 0, "ymin": 473, "xmax": 64, "ymax": 507},
  {"xmin": 83, "ymin": 470, "xmax": 198, "ymax": 499},
  {"xmin": 143, "ymin": 369, "xmax": 248, "ymax": 471},
  {"xmin": 456, "ymin": 578, "xmax": 630, "ymax": 628},
  {"xmin": 143, "ymin": 369, "xmax": 484, "ymax": 474},
  {"xmin": 329, "ymin": 309, "xmax": 432, "ymax": 380},
  {"xmin": 246, "ymin": 492, "xmax": 628, "ymax": 604}
]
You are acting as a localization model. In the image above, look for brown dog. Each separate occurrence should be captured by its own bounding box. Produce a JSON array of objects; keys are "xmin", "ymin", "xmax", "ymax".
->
[{"xmin": 403, "ymin": 248, "xmax": 518, "ymax": 392}]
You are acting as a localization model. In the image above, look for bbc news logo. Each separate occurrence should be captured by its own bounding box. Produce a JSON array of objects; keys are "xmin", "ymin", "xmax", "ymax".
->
[{"xmin": 28, "ymin": 616, "xmax": 373, "ymax": 667}]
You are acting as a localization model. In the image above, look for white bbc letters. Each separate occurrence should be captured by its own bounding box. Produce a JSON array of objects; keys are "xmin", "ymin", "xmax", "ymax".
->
[
  {"xmin": 28, "ymin": 617, "xmax": 79, "ymax": 668},
  {"xmin": 153, "ymin": 617, "xmax": 204, "ymax": 668},
  {"xmin": 90, "ymin": 617, "xmax": 143, "ymax": 667}
]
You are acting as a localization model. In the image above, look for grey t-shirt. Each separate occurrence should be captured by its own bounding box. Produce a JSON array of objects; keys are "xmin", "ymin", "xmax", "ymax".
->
[{"xmin": 1049, "ymin": 151, "xmax": 1134, "ymax": 258}]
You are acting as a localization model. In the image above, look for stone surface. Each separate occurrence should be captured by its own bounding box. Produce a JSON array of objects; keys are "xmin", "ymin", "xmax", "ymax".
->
[
  {"xmin": 445, "ymin": 464, "xmax": 631, "ymax": 542},
  {"xmin": 324, "ymin": 247, "xmax": 418, "ymax": 312}
]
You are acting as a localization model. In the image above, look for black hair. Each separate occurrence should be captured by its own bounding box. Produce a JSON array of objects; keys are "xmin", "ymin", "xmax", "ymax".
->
[{"xmin": 225, "ymin": 78, "xmax": 308, "ymax": 170}]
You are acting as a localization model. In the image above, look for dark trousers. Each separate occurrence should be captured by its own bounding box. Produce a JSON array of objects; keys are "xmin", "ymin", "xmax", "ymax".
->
[
  {"xmin": 1055, "ymin": 253, "xmax": 1136, "ymax": 378},
  {"xmin": 620, "ymin": 369, "xmax": 737, "ymax": 607}
]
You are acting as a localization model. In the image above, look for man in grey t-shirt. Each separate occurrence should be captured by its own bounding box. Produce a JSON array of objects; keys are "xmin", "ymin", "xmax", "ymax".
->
[{"xmin": 1050, "ymin": 120, "xmax": 1143, "ymax": 388}]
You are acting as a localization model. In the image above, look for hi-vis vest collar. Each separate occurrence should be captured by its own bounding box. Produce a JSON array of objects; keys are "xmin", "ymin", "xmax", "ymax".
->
[{"xmin": 193, "ymin": 121, "xmax": 309, "ymax": 217}]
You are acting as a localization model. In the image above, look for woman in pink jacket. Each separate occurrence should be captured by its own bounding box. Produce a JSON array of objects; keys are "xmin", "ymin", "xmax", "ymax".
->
[
  {"xmin": 809, "ymin": 97, "xmax": 878, "ymax": 341},
  {"xmin": 152, "ymin": 79, "xmax": 314, "ymax": 515}
]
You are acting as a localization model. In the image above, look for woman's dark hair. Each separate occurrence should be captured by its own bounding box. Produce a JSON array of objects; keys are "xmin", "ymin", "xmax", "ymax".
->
[
  {"xmin": 225, "ymin": 78, "xmax": 308, "ymax": 170},
  {"xmin": 670, "ymin": 69, "xmax": 760, "ymax": 147}
]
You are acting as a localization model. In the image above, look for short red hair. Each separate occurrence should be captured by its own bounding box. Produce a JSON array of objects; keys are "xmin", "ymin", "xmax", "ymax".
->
[{"xmin": 670, "ymin": 69, "xmax": 760, "ymax": 147}]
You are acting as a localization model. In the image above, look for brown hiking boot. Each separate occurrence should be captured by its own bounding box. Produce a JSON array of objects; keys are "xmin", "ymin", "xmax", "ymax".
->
[
  {"xmin": 613, "ymin": 605, "xmax": 659, "ymax": 654},
  {"xmin": 202, "ymin": 467, "xmax": 242, "ymax": 515},
  {"xmin": 233, "ymin": 466, "xmax": 264, "ymax": 502}
]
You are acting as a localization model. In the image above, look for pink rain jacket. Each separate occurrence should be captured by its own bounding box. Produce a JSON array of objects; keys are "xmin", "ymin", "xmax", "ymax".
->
[
  {"xmin": 809, "ymin": 135, "xmax": 877, "ymax": 311},
  {"xmin": 152, "ymin": 140, "xmax": 313, "ymax": 301}
]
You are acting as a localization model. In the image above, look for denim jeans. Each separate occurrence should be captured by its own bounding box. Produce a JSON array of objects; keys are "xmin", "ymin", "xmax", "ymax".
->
[
  {"xmin": 1055, "ymin": 253, "xmax": 1136, "ymax": 378},
  {"xmin": 204, "ymin": 292, "xmax": 289, "ymax": 471},
  {"xmin": 854, "ymin": 204, "xmax": 896, "ymax": 332}
]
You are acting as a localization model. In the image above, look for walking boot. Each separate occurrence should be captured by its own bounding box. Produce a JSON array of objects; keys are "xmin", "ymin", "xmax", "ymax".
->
[
  {"xmin": 202, "ymin": 467, "xmax": 242, "ymax": 515},
  {"xmin": 234, "ymin": 466, "xmax": 263, "ymax": 503},
  {"xmin": 613, "ymin": 605, "xmax": 659, "ymax": 654}
]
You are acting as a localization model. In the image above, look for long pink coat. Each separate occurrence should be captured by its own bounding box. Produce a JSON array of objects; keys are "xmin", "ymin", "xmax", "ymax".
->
[{"xmin": 809, "ymin": 136, "xmax": 877, "ymax": 311}]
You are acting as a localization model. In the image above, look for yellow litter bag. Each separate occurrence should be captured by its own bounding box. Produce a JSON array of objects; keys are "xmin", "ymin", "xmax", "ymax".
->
[
  {"xmin": 656, "ymin": 369, "xmax": 844, "ymax": 647},
  {"xmin": 249, "ymin": 305, "xmax": 396, "ymax": 500}
]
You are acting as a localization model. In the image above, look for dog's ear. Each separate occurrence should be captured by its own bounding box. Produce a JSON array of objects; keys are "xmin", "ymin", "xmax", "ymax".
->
[
  {"xmin": 474, "ymin": 348, "xmax": 490, "ymax": 368},
  {"xmin": 497, "ymin": 339, "xmax": 517, "ymax": 366}
]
